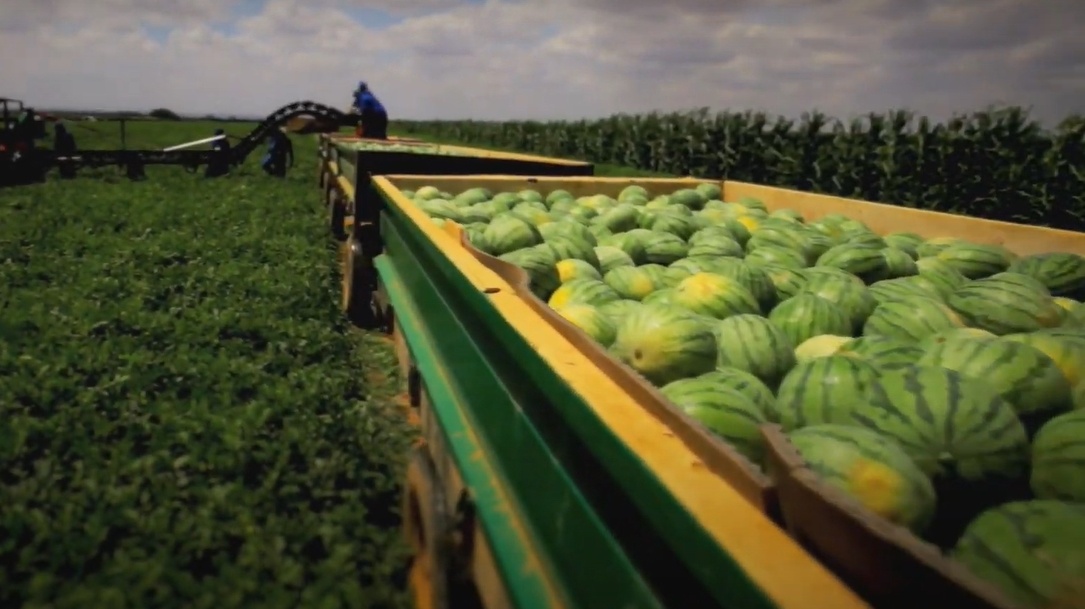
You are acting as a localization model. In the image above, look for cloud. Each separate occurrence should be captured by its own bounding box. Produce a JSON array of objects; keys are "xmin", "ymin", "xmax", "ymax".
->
[{"xmin": 0, "ymin": 0, "xmax": 1082, "ymax": 123}]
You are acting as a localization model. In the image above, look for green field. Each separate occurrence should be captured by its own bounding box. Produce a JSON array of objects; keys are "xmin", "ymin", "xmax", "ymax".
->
[{"xmin": 0, "ymin": 124, "xmax": 415, "ymax": 608}]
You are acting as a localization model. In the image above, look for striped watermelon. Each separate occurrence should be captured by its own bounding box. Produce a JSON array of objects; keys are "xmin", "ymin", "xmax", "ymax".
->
[
  {"xmin": 642, "ymin": 232, "xmax": 690, "ymax": 265},
  {"xmin": 915, "ymin": 257, "xmax": 969, "ymax": 295},
  {"xmin": 611, "ymin": 304, "xmax": 718, "ymax": 386},
  {"xmin": 916, "ymin": 236, "xmax": 966, "ymax": 258},
  {"xmin": 660, "ymin": 377, "xmax": 768, "ymax": 461},
  {"xmin": 836, "ymin": 336, "xmax": 924, "ymax": 370},
  {"xmin": 499, "ymin": 245, "xmax": 561, "ymax": 299},
  {"xmin": 603, "ymin": 266, "xmax": 660, "ymax": 301},
  {"xmin": 881, "ymin": 247, "xmax": 919, "ymax": 278},
  {"xmin": 917, "ymin": 327, "xmax": 996, "ymax": 350},
  {"xmin": 934, "ymin": 243, "xmax": 1014, "ymax": 279},
  {"xmin": 709, "ymin": 259, "xmax": 778, "ymax": 311},
  {"xmin": 556, "ymin": 258, "xmax": 602, "ymax": 283},
  {"xmin": 594, "ymin": 204, "xmax": 642, "ymax": 233},
  {"xmin": 816, "ymin": 244, "xmax": 890, "ymax": 284},
  {"xmin": 952, "ymin": 500, "xmax": 1085, "ymax": 609},
  {"xmin": 484, "ymin": 212, "xmax": 543, "ymax": 255},
  {"xmin": 642, "ymin": 288, "xmax": 675, "ymax": 306},
  {"xmin": 868, "ymin": 276, "xmax": 945, "ymax": 304},
  {"xmin": 555, "ymin": 304, "xmax": 618, "ymax": 347},
  {"xmin": 646, "ymin": 213, "xmax": 699, "ymax": 240},
  {"xmin": 713, "ymin": 314, "xmax": 797, "ymax": 387},
  {"xmin": 768, "ymin": 294, "xmax": 853, "ymax": 348},
  {"xmin": 687, "ymin": 235, "xmax": 745, "ymax": 259},
  {"xmin": 1001, "ymin": 332, "xmax": 1085, "ymax": 405},
  {"xmin": 689, "ymin": 225, "xmax": 739, "ymax": 247},
  {"xmin": 1008, "ymin": 252, "xmax": 1085, "ymax": 300},
  {"xmin": 548, "ymin": 278, "xmax": 622, "ymax": 309},
  {"xmin": 599, "ymin": 232, "xmax": 649, "ymax": 264},
  {"xmin": 672, "ymin": 273, "xmax": 760, "ymax": 319},
  {"xmin": 801, "ymin": 266, "xmax": 865, "ymax": 288},
  {"xmin": 696, "ymin": 368, "xmax": 778, "ymax": 421},
  {"xmin": 594, "ymin": 245, "xmax": 636, "ymax": 273},
  {"xmin": 863, "ymin": 297, "xmax": 965, "ymax": 342},
  {"xmin": 787, "ymin": 424, "xmax": 937, "ymax": 533},
  {"xmin": 637, "ymin": 264, "xmax": 671, "ymax": 288},
  {"xmin": 546, "ymin": 234, "xmax": 601, "ymax": 270},
  {"xmin": 745, "ymin": 245, "xmax": 808, "ymax": 270},
  {"xmin": 597, "ymin": 299, "xmax": 643, "ymax": 325},
  {"xmin": 857, "ymin": 366, "xmax": 1030, "ymax": 483},
  {"xmin": 775, "ymin": 356, "xmax": 881, "ymax": 431},
  {"xmin": 1030, "ymin": 410, "xmax": 1085, "ymax": 502},
  {"xmin": 798, "ymin": 278, "xmax": 877, "ymax": 333},
  {"xmin": 947, "ymin": 272, "xmax": 1064, "ymax": 335},
  {"xmin": 760, "ymin": 264, "xmax": 809, "ymax": 301},
  {"xmin": 882, "ymin": 232, "xmax": 923, "ymax": 258},
  {"xmin": 917, "ymin": 338, "xmax": 1073, "ymax": 424},
  {"xmin": 539, "ymin": 220, "xmax": 598, "ymax": 247}
]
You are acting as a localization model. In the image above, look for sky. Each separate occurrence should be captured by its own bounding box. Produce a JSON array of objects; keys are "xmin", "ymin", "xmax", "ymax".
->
[{"xmin": 1, "ymin": 0, "xmax": 1083, "ymax": 124}]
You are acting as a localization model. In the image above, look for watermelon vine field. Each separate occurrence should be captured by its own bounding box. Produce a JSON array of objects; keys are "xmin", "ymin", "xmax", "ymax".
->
[
  {"xmin": 394, "ymin": 107, "xmax": 1085, "ymax": 232},
  {"xmin": 0, "ymin": 126, "xmax": 414, "ymax": 608},
  {"xmin": 401, "ymin": 179, "xmax": 1085, "ymax": 608}
]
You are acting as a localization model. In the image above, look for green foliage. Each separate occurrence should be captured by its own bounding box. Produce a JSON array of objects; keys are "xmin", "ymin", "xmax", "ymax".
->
[
  {"xmin": 0, "ymin": 131, "xmax": 413, "ymax": 608},
  {"xmin": 396, "ymin": 106, "xmax": 1085, "ymax": 231}
]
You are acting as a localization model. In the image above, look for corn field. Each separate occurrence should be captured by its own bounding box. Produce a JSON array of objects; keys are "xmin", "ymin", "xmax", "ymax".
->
[{"xmin": 396, "ymin": 107, "xmax": 1085, "ymax": 232}]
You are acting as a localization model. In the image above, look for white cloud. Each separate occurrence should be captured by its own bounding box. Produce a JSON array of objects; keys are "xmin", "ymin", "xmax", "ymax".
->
[{"xmin": 0, "ymin": 0, "xmax": 1082, "ymax": 123}]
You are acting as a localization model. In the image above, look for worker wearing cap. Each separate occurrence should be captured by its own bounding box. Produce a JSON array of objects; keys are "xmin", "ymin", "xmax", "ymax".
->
[{"xmin": 350, "ymin": 81, "xmax": 388, "ymax": 140}]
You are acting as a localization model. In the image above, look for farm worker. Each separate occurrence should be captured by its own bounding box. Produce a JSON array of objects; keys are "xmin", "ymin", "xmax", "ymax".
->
[
  {"xmin": 262, "ymin": 128, "xmax": 294, "ymax": 177},
  {"xmin": 53, "ymin": 122, "xmax": 78, "ymax": 179},
  {"xmin": 205, "ymin": 128, "xmax": 231, "ymax": 178},
  {"xmin": 351, "ymin": 81, "xmax": 389, "ymax": 140}
]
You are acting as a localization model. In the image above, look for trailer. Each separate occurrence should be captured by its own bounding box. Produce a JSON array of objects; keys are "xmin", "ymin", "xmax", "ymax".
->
[
  {"xmin": 320, "ymin": 154, "xmax": 1085, "ymax": 609},
  {"xmin": 317, "ymin": 134, "xmax": 594, "ymax": 324}
]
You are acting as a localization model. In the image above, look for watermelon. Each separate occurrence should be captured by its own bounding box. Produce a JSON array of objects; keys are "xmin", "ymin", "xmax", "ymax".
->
[
  {"xmin": 695, "ymin": 368, "xmax": 778, "ymax": 421},
  {"xmin": 1001, "ymin": 332, "xmax": 1085, "ymax": 397},
  {"xmin": 603, "ymin": 266, "xmax": 659, "ymax": 301},
  {"xmin": 836, "ymin": 336, "xmax": 924, "ymax": 370},
  {"xmin": 934, "ymin": 243, "xmax": 1014, "ymax": 279},
  {"xmin": 484, "ymin": 213, "xmax": 543, "ymax": 255},
  {"xmin": 915, "ymin": 257, "xmax": 969, "ymax": 295},
  {"xmin": 863, "ymin": 297, "xmax": 965, "ymax": 342},
  {"xmin": 713, "ymin": 314, "xmax": 797, "ymax": 388},
  {"xmin": 768, "ymin": 294, "xmax": 853, "ymax": 348},
  {"xmin": 555, "ymin": 304, "xmax": 617, "ymax": 347},
  {"xmin": 594, "ymin": 245, "xmax": 636, "ymax": 273},
  {"xmin": 745, "ymin": 245, "xmax": 807, "ymax": 270},
  {"xmin": 881, "ymin": 247, "xmax": 919, "ymax": 278},
  {"xmin": 597, "ymin": 299, "xmax": 643, "ymax": 325},
  {"xmin": 816, "ymin": 244, "xmax": 889, "ymax": 283},
  {"xmin": 1009, "ymin": 252, "xmax": 1085, "ymax": 300},
  {"xmin": 952, "ymin": 500, "xmax": 1085, "ymax": 609},
  {"xmin": 798, "ymin": 278, "xmax": 877, "ymax": 333},
  {"xmin": 917, "ymin": 338, "xmax": 1073, "ymax": 424},
  {"xmin": 556, "ymin": 258, "xmax": 602, "ymax": 283},
  {"xmin": 546, "ymin": 234, "xmax": 601, "ymax": 270},
  {"xmin": 858, "ymin": 366, "xmax": 1030, "ymax": 483},
  {"xmin": 775, "ymin": 356, "xmax": 881, "ymax": 431},
  {"xmin": 610, "ymin": 304, "xmax": 718, "ymax": 386},
  {"xmin": 760, "ymin": 264, "xmax": 808, "ymax": 301},
  {"xmin": 948, "ymin": 272, "xmax": 1064, "ymax": 335},
  {"xmin": 787, "ymin": 424, "xmax": 937, "ymax": 533},
  {"xmin": 672, "ymin": 273, "xmax": 760, "ymax": 319},
  {"xmin": 917, "ymin": 327, "xmax": 996, "ymax": 350},
  {"xmin": 545, "ymin": 189, "xmax": 574, "ymax": 205},
  {"xmin": 548, "ymin": 278, "xmax": 621, "ymax": 309},
  {"xmin": 883, "ymin": 232, "xmax": 923, "ymax": 258},
  {"xmin": 618, "ymin": 185, "xmax": 649, "ymax": 202},
  {"xmin": 709, "ymin": 259, "xmax": 778, "ymax": 311},
  {"xmin": 1030, "ymin": 410, "xmax": 1085, "ymax": 502},
  {"xmin": 499, "ymin": 245, "xmax": 560, "ymax": 299},
  {"xmin": 599, "ymin": 232, "xmax": 648, "ymax": 264},
  {"xmin": 660, "ymin": 377, "xmax": 768, "ymax": 461},
  {"xmin": 868, "ymin": 276, "xmax": 945, "ymax": 304},
  {"xmin": 687, "ymin": 235, "xmax": 745, "ymax": 259},
  {"xmin": 916, "ymin": 237, "xmax": 965, "ymax": 258},
  {"xmin": 539, "ymin": 220, "xmax": 597, "ymax": 247},
  {"xmin": 642, "ymin": 232, "xmax": 690, "ymax": 265}
]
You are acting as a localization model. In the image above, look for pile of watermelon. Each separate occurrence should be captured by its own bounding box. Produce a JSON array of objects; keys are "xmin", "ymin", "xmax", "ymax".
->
[{"xmin": 402, "ymin": 182, "xmax": 1085, "ymax": 608}]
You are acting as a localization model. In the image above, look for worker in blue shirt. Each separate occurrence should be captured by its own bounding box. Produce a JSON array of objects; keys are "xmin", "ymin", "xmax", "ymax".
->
[
  {"xmin": 350, "ymin": 81, "xmax": 388, "ymax": 139},
  {"xmin": 205, "ymin": 128, "xmax": 231, "ymax": 178},
  {"xmin": 261, "ymin": 128, "xmax": 294, "ymax": 177}
]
